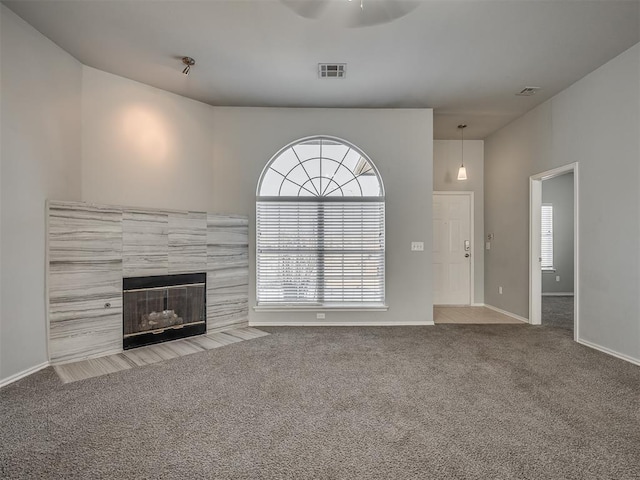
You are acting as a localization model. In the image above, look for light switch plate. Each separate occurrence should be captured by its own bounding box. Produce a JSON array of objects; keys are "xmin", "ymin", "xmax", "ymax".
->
[
  {"xmin": 411, "ymin": 242, "xmax": 424, "ymax": 251},
  {"xmin": 486, "ymin": 242, "xmax": 491, "ymax": 250}
]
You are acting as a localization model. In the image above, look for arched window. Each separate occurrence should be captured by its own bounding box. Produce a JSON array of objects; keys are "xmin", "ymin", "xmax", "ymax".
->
[{"xmin": 256, "ymin": 136, "xmax": 385, "ymax": 307}]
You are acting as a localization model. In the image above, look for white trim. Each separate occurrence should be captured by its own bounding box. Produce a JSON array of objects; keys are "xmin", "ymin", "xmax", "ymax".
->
[
  {"xmin": 529, "ymin": 178, "xmax": 542, "ymax": 324},
  {"xmin": 434, "ymin": 304, "xmax": 473, "ymax": 307},
  {"xmin": 529, "ymin": 163, "xmax": 579, "ymax": 341},
  {"xmin": 432, "ymin": 191, "xmax": 474, "ymax": 195},
  {"xmin": 542, "ymin": 292, "xmax": 574, "ymax": 297},
  {"xmin": 574, "ymin": 164, "xmax": 580, "ymax": 342},
  {"xmin": 433, "ymin": 191, "xmax": 475, "ymax": 305},
  {"xmin": 0, "ymin": 361, "xmax": 49, "ymax": 389},
  {"xmin": 45, "ymin": 200, "xmax": 51, "ymax": 361},
  {"xmin": 484, "ymin": 304, "xmax": 529, "ymax": 323},
  {"xmin": 577, "ymin": 338, "xmax": 640, "ymax": 367},
  {"xmin": 250, "ymin": 320, "xmax": 434, "ymax": 327},
  {"xmin": 471, "ymin": 303, "xmax": 485, "ymax": 307},
  {"xmin": 253, "ymin": 305, "xmax": 389, "ymax": 313}
]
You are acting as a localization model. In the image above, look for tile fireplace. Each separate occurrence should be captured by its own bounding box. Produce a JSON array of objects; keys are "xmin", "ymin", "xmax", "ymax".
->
[{"xmin": 48, "ymin": 201, "xmax": 249, "ymax": 364}]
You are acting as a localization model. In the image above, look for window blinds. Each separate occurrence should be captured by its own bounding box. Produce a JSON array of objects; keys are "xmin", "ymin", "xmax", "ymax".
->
[
  {"xmin": 541, "ymin": 204, "xmax": 553, "ymax": 269},
  {"xmin": 257, "ymin": 200, "xmax": 385, "ymax": 306}
]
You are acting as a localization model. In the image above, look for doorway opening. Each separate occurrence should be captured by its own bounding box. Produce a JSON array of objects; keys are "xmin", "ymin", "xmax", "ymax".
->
[
  {"xmin": 433, "ymin": 191, "xmax": 526, "ymax": 325},
  {"xmin": 529, "ymin": 163, "xmax": 579, "ymax": 340}
]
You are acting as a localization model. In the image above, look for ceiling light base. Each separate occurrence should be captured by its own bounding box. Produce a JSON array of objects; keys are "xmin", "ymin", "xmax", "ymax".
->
[{"xmin": 181, "ymin": 56, "xmax": 195, "ymax": 75}]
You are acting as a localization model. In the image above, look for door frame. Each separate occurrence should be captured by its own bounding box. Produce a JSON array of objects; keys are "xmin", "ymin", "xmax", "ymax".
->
[
  {"xmin": 529, "ymin": 163, "xmax": 579, "ymax": 340},
  {"xmin": 433, "ymin": 191, "xmax": 475, "ymax": 305}
]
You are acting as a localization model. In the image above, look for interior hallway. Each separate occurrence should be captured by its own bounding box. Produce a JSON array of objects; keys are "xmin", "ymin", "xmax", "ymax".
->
[
  {"xmin": 434, "ymin": 306, "xmax": 525, "ymax": 324},
  {"xmin": 542, "ymin": 296, "xmax": 574, "ymax": 331}
]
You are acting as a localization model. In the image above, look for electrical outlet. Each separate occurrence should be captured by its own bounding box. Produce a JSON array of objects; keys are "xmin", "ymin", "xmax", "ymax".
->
[
  {"xmin": 316, "ymin": 313, "xmax": 325, "ymax": 320},
  {"xmin": 411, "ymin": 242, "xmax": 424, "ymax": 251},
  {"xmin": 556, "ymin": 275, "xmax": 560, "ymax": 282},
  {"xmin": 499, "ymin": 286, "xmax": 503, "ymax": 294}
]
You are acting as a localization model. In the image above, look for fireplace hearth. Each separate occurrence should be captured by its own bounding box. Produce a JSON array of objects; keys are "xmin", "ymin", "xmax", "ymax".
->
[{"xmin": 123, "ymin": 273, "xmax": 206, "ymax": 349}]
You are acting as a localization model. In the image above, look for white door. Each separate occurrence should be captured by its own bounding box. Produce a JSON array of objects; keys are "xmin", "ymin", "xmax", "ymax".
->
[{"xmin": 433, "ymin": 194, "xmax": 472, "ymax": 305}]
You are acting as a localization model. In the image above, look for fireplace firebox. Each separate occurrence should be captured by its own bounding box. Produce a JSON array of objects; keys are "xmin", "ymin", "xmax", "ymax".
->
[{"xmin": 123, "ymin": 273, "xmax": 206, "ymax": 349}]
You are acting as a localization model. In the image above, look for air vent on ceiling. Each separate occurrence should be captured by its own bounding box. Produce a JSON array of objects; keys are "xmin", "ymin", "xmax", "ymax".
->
[
  {"xmin": 318, "ymin": 63, "xmax": 346, "ymax": 78},
  {"xmin": 516, "ymin": 86, "xmax": 541, "ymax": 96}
]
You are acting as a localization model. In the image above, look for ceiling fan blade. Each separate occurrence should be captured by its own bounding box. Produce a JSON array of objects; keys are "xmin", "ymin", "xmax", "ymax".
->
[
  {"xmin": 280, "ymin": 0, "xmax": 330, "ymax": 20},
  {"xmin": 281, "ymin": 0, "xmax": 420, "ymax": 27},
  {"xmin": 344, "ymin": 0, "xmax": 420, "ymax": 28}
]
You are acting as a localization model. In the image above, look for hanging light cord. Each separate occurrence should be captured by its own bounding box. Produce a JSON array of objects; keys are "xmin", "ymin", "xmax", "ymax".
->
[{"xmin": 461, "ymin": 125, "xmax": 464, "ymax": 167}]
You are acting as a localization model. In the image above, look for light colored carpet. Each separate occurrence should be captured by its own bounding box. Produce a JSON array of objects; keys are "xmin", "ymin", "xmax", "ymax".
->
[{"xmin": 1, "ymin": 325, "xmax": 639, "ymax": 479}]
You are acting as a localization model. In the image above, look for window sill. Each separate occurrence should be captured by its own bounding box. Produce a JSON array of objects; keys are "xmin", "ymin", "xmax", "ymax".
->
[
  {"xmin": 542, "ymin": 268, "xmax": 556, "ymax": 273},
  {"xmin": 254, "ymin": 305, "xmax": 389, "ymax": 312}
]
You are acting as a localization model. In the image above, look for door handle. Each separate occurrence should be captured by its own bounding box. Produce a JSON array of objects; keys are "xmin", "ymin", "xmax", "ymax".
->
[
  {"xmin": 464, "ymin": 240, "xmax": 470, "ymax": 251},
  {"xmin": 465, "ymin": 253, "xmax": 470, "ymax": 258}
]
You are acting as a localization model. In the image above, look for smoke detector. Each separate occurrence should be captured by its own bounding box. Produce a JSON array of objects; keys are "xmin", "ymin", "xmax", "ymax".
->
[
  {"xmin": 318, "ymin": 63, "xmax": 346, "ymax": 78},
  {"xmin": 516, "ymin": 86, "xmax": 541, "ymax": 96}
]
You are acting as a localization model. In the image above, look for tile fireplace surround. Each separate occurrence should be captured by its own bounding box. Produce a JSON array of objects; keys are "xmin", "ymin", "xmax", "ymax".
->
[{"xmin": 47, "ymin": 201, "xmax": 249, "ymax": 364}]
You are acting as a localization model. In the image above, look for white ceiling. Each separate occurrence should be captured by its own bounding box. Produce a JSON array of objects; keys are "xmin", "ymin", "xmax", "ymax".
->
[{"xmin": 5, "ymin": 0, "xmax": 639, "ymax": 139}]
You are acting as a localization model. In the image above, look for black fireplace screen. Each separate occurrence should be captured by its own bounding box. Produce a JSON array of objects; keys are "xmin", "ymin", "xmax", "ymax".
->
[{"xmin": 123, "ymin": 273, "xmax": 206, "ymax": 349}]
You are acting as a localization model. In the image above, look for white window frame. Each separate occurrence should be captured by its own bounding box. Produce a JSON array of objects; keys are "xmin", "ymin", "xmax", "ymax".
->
[
  {"xmin": 255, "ymin": 135, "xmax": 386, "ymax": 310},
  {"xmin": 541, "ymin": 203, "xmax": 554, "ymax": 270}
]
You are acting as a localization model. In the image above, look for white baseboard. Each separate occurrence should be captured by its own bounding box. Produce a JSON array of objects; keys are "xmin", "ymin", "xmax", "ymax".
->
[
  {"xmin": 577, "ymin": 338, "xmax": 640, "ymax": 366},
  {"xmin": 542, "ymin": 292, "xmax": 574, "ymax": 297},
  {"xmin": 483, "ymin": 304, "xmax": 529, "ymax": 323},
  {"xmin": 471, "ymin": 303, "xmax": 485, "ymax": 307},
  {"xmin": 250, "ymin": 320, "xmax": 434, "ymax": 327},
  {"xmin": 0, "ymin": 361, "xmax": 49, "ymax": 389}
]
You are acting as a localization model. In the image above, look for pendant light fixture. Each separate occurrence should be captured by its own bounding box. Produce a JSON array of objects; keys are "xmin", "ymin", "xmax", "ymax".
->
[{"xmin": 457, "ymin": 124, "xmax": 468, "ymax": 181}]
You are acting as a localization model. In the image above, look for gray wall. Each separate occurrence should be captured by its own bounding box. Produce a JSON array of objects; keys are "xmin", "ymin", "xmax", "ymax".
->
[
  {"xmin": 485, "ymin": 43, "xmax": 639, "ymax": 363},
  {"xmin": 81, "ymin": 66, "xmax": 216, "ymax": 212},
  {"xmin": 433, "ymin": 140, "xmax": 484, "ymax": 304},
  {"xmin": 542, "ymin": 173, "xmax": 574, "ymax": 294},
  {"xmin": 0, "ymin": 6, "xmax": 82, "ymax": 382},
  {"xmin": 212, "ymin": 107, "xmax": 434, "ymax": 325},
  {"xmin": 78, "ymin": 73, "xmax": 435, "ymax": 325}
]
